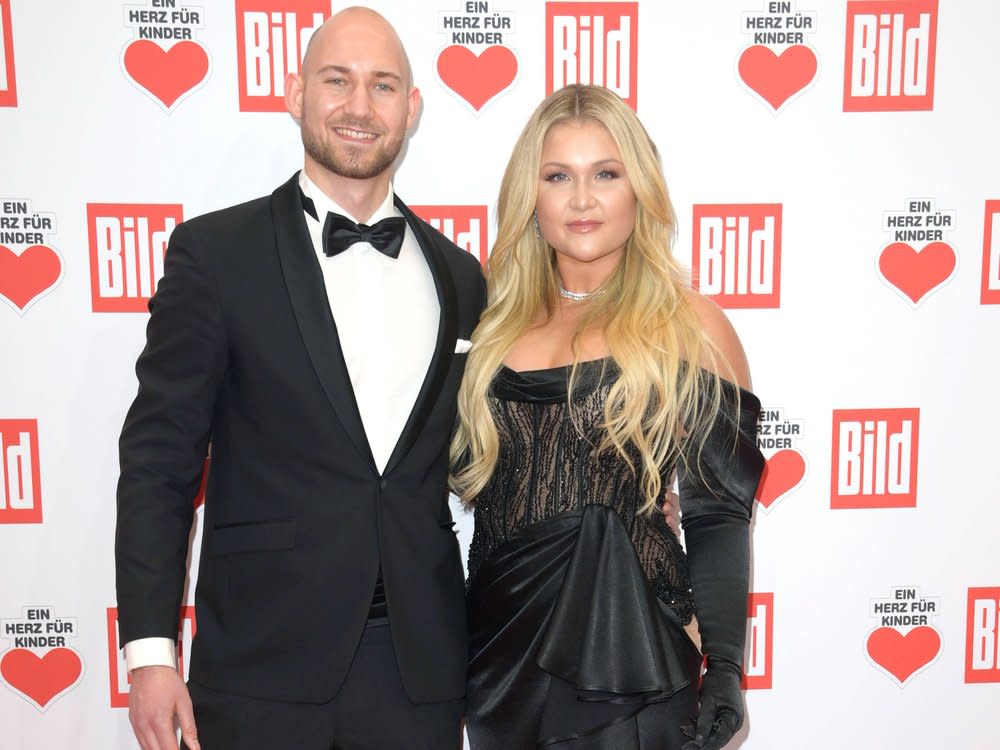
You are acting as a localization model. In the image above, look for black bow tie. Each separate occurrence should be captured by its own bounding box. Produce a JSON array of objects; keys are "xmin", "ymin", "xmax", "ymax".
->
[
  {"xmin": 301, "ymin": 189, "xmax": 405, "ymax": 259},
  {"xmin": 323, "ymin": 213, "xmax": 406, "ymax": 259}
]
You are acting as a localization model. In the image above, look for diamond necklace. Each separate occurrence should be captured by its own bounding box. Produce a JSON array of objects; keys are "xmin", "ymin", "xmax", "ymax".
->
[{"xmin": 559, "ymin": 285, "xmax": 602, "ymax": 301}]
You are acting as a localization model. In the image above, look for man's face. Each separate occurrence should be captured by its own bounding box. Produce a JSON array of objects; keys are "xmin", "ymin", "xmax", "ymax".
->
[{"xmin": 289, "ymin": 17, "xmax": 419, "ymax": 182}]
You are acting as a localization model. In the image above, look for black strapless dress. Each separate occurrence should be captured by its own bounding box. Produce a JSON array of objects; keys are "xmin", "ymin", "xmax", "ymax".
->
[{"xmin": 464, "ymin": 359, "xmax": 763, "ymax": 749}]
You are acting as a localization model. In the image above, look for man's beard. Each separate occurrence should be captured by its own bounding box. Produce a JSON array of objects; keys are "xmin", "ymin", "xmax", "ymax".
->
[{"xmin": 301, "ymin": 117, "xmax": 401, "ymax": 181}]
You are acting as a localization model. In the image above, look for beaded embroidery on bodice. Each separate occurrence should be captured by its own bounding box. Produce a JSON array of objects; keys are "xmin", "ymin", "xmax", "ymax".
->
[{"xmin": 466, "ymin": 359, "xmax": 695, "ymax": 623}]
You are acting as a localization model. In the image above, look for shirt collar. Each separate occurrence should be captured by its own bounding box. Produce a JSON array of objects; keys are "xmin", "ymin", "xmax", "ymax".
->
[{"xmin": 298, "ymin": 170, "xmax": 399, "ymax": 225}]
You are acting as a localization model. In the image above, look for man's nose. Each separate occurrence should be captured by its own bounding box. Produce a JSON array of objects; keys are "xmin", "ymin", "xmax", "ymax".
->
[{"xmin": 343, "ymin": 85, "xmax": 374, "ymax": 119}]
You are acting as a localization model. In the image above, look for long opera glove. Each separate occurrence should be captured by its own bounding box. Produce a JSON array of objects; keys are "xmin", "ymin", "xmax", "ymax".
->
[{"xmin": 677, "ymin": 382, "xmax": 764, "ymax": 750}]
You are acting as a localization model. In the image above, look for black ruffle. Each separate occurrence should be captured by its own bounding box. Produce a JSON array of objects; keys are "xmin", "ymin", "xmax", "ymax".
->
[
  {"xmin": 467, "ymin": 505, "xmax": 701, "ymax": 749},
  {"xmin": 537, "ymin": 504, "xmax": 700, "ymax": 694},
  {"xmin": 680, "ymin": 378, "xmax": 764, "ymax": 525}
]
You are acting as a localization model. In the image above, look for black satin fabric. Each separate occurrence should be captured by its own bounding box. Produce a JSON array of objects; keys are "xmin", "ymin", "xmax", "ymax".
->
[
  {"xmin": 492, "ymin": 358, "xmax": 613, "ymax": 403},
  {"xmin": 466, "ymin": 504, "xmax": 702, "ymax": 749},
  {"xmin": 465, "ymin": 358, "xmax": 763, "ymax": 749}
]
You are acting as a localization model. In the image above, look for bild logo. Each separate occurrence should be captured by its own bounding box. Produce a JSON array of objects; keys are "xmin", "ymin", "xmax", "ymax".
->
[
  {"xmin": 981, "ymin": 200, "xmax": 1000, "ymax": 305},
  {"xmin": 236, "ymin": 0, "xmax": 326, "ymax": 112},
  {"xmin": 692, "ymin": 203, "xmax": 781, "ymax": 309},
  {"xmin": 0, "ymin": 0, "xmax": 16, "ymax": 107},
  {"xmin": 87, "ymin": 203, "xmax": 183, "ymax": 313},
  {"xmin": 744, "ymin": 593, "xmax": 773, "ymax": 690},
  {"xmin": 546, "ymin": 2, "xmax": 637, "ymax": 110},
  {"xmin": 843, "ymin": 0, "xmax": 938, "ymax": 112},
  {"xmin": 0, "ymin": 419, "xmax": 42, "ymax": 524},
  {"xmin": 411, "ymin": 205, "xmax": 489, "ymax": 265},
  {"xmin": 831, "ymin": 408, "xmax": 919, "ymax": 509},
  {"xmin": 966, "ymin": 588, "xmax": 1000, "ymax": 684}
]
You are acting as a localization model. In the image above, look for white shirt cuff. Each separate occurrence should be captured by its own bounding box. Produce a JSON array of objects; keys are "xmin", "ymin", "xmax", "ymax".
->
[{"xmin": 124, "ymin": 637, "xmax": 177, "ymax": 672}]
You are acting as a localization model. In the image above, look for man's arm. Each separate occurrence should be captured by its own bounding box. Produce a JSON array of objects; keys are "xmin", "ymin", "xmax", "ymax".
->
[
  {"xmin": 116, "ymin": 220, "xmax": 225, "ymax": 643},
  {"xmin": 116, "ymin": 221, "xmax": 226, "ymax": 750}
]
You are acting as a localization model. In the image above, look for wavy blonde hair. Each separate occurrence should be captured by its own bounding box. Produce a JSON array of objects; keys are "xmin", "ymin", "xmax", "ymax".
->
[{"xmin": 450, "ymin": 84, "xmax": 730, "ymax": 512}]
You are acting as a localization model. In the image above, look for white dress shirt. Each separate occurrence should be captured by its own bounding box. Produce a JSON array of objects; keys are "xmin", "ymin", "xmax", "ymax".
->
[{"xmin": 125, "ymin": 172, "xmax": 440, "ymax": 671}]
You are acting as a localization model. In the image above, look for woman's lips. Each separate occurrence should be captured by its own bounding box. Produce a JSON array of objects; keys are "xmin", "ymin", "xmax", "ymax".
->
[{"xmin": 566, "ymin": 220, "xmax": 601, "ymax": 233}]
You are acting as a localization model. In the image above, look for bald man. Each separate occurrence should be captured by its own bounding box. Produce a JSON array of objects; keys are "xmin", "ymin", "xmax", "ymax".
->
[{"xmin": 115, "ymin": 7, "xmax": 485, "ymax": 749}]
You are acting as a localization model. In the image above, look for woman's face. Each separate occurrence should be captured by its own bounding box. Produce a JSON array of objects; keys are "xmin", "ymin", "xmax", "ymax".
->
[{"xmin": 535, "ymin": 119, "xmax": 637, "ymax": 281}]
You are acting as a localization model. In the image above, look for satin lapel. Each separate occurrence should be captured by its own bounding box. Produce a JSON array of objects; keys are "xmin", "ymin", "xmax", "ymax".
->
[
  {"xmin": 383, "ymin": 197, "xmax": 458, "ymax": 475},
  {"xmin": 270, "ymin": 174, "xmax": 377, "ymax": 472}
]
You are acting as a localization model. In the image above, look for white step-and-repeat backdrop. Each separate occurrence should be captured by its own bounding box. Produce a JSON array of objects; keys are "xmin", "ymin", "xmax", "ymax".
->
[{"xmin": 2, "ymin": 0, "xmax": 998, "ymax": 747}]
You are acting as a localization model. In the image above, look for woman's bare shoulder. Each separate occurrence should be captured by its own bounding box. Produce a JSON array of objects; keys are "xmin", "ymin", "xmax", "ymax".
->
[{"xmin": 684, "ymin": 289, "xmax": 752, "ymax": 390}]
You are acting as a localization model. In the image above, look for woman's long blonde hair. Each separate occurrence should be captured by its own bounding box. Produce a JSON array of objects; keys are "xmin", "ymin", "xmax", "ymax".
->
[{"xmin": 450, "ymin": 84, "xmax": 729, "ymax": 512}]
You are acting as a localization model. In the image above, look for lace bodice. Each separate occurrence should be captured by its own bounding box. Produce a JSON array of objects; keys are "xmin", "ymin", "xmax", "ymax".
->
[{"xmin": 466, "ymin": 359, "xmax": 695, "ymax": 623}]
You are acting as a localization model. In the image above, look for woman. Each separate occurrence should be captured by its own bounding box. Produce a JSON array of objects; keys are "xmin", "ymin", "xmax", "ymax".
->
[{"xmin": 451, "ymin": 84, "xmax": 765, "ymax": 750}]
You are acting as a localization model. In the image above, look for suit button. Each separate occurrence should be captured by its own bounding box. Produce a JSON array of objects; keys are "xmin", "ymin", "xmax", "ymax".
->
[{"xmin": 379, "ymin": 479, "xmax": 388, "ymax": 491}]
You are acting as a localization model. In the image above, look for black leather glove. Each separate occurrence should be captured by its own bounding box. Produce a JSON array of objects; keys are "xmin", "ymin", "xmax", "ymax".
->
[{"xmin": 677, "ymin": 381, "xmax": 764, "ymax": 750}]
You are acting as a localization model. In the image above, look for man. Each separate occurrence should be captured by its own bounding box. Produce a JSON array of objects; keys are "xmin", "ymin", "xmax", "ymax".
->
[{"xmin": 115, "ymin": 8, "xmax": 485, "ymax": 749}]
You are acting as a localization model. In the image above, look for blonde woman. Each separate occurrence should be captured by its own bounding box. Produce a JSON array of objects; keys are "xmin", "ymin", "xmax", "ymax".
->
[{"xmin": 452, "ymin": 85, "xmax": 765, "ymax": 750}]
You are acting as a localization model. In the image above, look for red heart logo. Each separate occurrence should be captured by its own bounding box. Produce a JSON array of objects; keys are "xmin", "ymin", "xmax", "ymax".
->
[
  {"xmin": 1, "ymin": 648, "xmax": 83, "ymax": 710},
  {"xmin": 0, "ymin": 244, "xmax": 62, "ymax": 312},
  {"xmin": 879, "ymin": 241, "xmax": 956, "ymax": 305},
  {"xmin": 436, "ymin": 45, "xmax": 517, "ymax": 111},
  {"xmin": 866, "ymin": 626, "xmax": 940, "ymax": 685},
  {"xmin": 123, "ymin": 40, "xmax": 209, "ymax": 110},
  {"xmin": 755, "ymin": 449, "xmax": 806, "ymax": 508},
  {"xmin": 738, "ymin": 45, "xmax": 817, "ymax": 110}
]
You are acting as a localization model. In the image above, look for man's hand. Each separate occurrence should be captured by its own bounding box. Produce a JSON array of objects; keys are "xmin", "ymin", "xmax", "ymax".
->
[
  {"xmin": 128, "ymin": 666, "xmax": 200, "ymax": 750},
  {"xmin": 662, "ymin": 486, "xmax": 681, "ymax": 536}
]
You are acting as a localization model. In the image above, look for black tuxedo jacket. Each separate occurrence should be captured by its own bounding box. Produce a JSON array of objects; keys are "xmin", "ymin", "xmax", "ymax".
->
[{"xmin": 115, "ymin": 173, "xmax": 486, "ymax": 703}]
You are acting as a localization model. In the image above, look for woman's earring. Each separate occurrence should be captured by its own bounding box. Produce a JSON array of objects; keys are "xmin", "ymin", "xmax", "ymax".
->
[{"xmin": 533, "ymin": 212, "xmax": 541, "ymax": 239}]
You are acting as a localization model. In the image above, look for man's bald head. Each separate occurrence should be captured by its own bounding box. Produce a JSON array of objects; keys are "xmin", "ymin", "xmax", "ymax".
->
[{"xmin": 302, "ymin": 6, "xmax": 413, "ymax": 89}]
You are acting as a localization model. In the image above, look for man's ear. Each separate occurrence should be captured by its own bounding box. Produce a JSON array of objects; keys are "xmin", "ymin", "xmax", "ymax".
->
[
  {"xmin": 285, "ymin": 73, "xmax": 304, "ymax": 121},
  {"xmin": 406, "ymin": 86, "xmax": 421, "ymax": 130}
]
